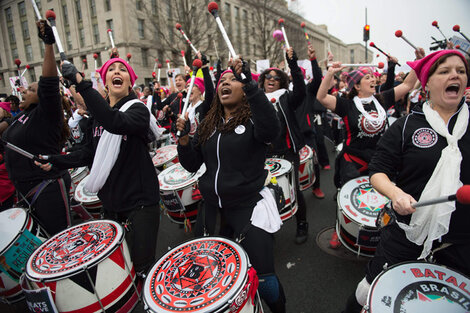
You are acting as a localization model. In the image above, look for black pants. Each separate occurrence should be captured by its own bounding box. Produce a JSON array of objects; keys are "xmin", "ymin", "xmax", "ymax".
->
[
  {"xmin": 313, "ymin": 117, "xmax": 330, "ymax": 167},
  {"xmin": 105, "ymin": 204, "xmax": 160, "ymax": 274},
  {"xmin": 15, "ymin": 174, "xmax": 71, "ymax": 236}
]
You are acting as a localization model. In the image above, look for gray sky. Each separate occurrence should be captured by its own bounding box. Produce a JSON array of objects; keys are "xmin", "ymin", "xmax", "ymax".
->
[{"xmin": 288, "ymin": 0, "xmax": 470, "ymax": 71}]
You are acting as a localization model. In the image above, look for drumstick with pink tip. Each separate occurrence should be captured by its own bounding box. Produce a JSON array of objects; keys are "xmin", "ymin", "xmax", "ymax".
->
[
  {"xmin": 369, "ymin": 42, "xmax": 401, "ymax": 66},
  {"xmin": 300, "ymin": 22, "xmax": 311, "ymax": 45},
  {"xmin": 126, "ymin": 53, "xmax": 132, "ymax": 64},
  {"xmin": 45, "ymin": 10, "xmax": 67, "ymax": 61},
  {"xmin": 14, "ymin": 59, "xmax": 22, "ymax": 77},
  {"xmin": 177, "ymin": 59, "xmax": 203, "ymax": 137},
  {"xmin": 395, "ymin": 30, "xmax": 417, "ymax": 50},
  {"xmin": 20, "ymin": 65, "xmax": 30, "ymax": 78},
  {"xmin": 278, "ymin": 18, "xmax": 290, "ymax": 50},
  {"xmin": 153, "ymin": 58, "xmax": 158, "ymax": 73},
  {"xmin": 93, "ymin": 53, "xmax": 99, "ymax": 70},
  {"xmin": 455, "ymin": 45, "xmax": 470, "ymax": 56},
  {"xmin": 157, "ymin": 63, "xmax": 162, "ymax": 82},
  {"xmin": 81, "ymin": 58, "xmax": 87, "ymax": 73},
  {"xmin": 453, "ymin": 25, "xmax": 470, "ymax": 43},
  {"xmin": 30, "ymin": 0, "xmax": 42, "ymax": 19},
  {"xmin": 412, "ymin": 185, "xmax": 470, "ymax": 208},
  {"xmin": 432, "ymin": 20, "xmax": 448, "ymax": 42},
  {"xmin": 166, "ymin": 59, "xmax": 171, "ymax": 70},
  {"xmin": 181, "ymin": 50, "xmax": 187, "ymax": 67},
  {"xmin": 175, "ymin": 23, "xmax": 198, "ymax": 55}
]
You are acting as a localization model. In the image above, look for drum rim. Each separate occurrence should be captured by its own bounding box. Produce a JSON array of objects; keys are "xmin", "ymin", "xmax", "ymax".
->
[
  {"xmin": 69, "ymin": 166, "xmax": 88, "ymax": 178},
  {"xmin": 159, "ymin": 163, "xmax": 206, "ymax": 190},
  {"xmin": 0, "ymin": 207, "xmax": 29, "ymax": 255},
  {"xmin": 367, "ymin": 260, "xmax": 470, "ymax": 311},
  {"xmin": 74, "ymin": 175, "xmax": 100, "ymax": 203},
  {"xmin": 143, "ymin": 236, "xmax": 250, "ymax": 313},
  {"xmin": 25, "ymin": 220, "xmax": 125, "ymax": 281},
  {"xmin": 152, "ymin": 145, "xmax": 178, "ymax": 167}
]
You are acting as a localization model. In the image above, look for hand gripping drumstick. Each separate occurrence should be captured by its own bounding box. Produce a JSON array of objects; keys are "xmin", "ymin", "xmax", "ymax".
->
[
  {"xmin": 278, "ymin": 18, "xmax": 290, "ymax": 50},
  {"xmin": 300, "ymin": 22, "xmax": 311, "ymax": 45},
  {"xmin": 0, "ymin": 139, "xmax": 48, "ymax": 164},
  {"xmin": 328, "ymin": 62, "xmax": 385, "ymax": 69},
  {"xmin": 107, "ymin": 29, "xmax": 115, "ymax": 48},
  {"xmin": 181, "ymin": 50, "xmax": 187, "ymax": 67},
  {"xmin": 175, "ymin": 23, "xmax": 198, "ymax": 55},
  {"xmin": 45, "ymin": 10, "xmax": 66, "ymax": 61},
  {"xmin": 369, "ymin": 42, "xmax": 401, "ymax": 66},
  {"xmin": 412, "ymin": 185, "xmax": 470, "ymax": 208},
  {"xmin": 432, "ymin": 20, "xmax": 448, "ymax": 43},
  {"xmin": 30, "ymin": 0, "xmax": 42, "ymax": 19},
  {"xmin": 93, "ymin": 53, "xmax": 98, "ymax": 70},
  {"xmin": 177, "ymin": 59, "xmax": 202, "ymax": 137},
  {"xmin": 453, "ymin": 25, "xmax": 470, "ymax": 44},
  {"xmin": 395, "ymin": 30, "xmax": 417, "ymax": 50}
]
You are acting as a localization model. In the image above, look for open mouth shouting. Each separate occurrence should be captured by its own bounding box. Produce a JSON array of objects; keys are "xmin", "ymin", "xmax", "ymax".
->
[
  {"xmin": 112, "ymin": 76, "xmax": 123, "ymax": 88},
  {"xmin": 220, "ymin": 86, "xmax": 232, "ymax": 100}
]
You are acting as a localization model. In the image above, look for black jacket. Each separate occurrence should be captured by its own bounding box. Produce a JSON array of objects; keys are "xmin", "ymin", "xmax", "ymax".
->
[
  {"xmin": 177, "ymin": 82, "xmax": 280, "ymax": 209},
  {"xmin": 49, "ymin": 80, "xmax": 159, "ymax": 212}
]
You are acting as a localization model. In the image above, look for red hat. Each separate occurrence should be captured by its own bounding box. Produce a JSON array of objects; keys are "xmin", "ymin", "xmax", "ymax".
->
[
  {"xmin": 407, "ymin": 50, "xmax": 468, "ymax": 88},
  {"xmin": 187, "ymin": 77, "xmax": 205, "ymax": 94},
  {"xmin": 97, "ymin": 58, "xmax": 138, "ymax": 86},
  {"xmin": 0, "ymin": 102, "xmax": 11, "ymax": 113}
]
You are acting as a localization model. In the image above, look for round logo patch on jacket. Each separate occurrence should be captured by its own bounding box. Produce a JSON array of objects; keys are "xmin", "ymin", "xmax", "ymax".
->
[
  {"xmin": 235, "ymin": 125, "xmax": 245, "ymax": 134},
  {"xmin": 412, "ymin": 128, "xmax": 438, "ymax": 148}
]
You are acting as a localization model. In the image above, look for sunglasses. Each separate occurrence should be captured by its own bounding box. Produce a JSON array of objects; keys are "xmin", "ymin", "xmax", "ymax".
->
[{"xmin": 265, "ymin": 74, "xmax": 281, "ymax": 81}]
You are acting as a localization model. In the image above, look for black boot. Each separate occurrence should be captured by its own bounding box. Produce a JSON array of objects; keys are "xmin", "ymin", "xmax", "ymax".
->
[
  {"xmin": 342, "ymin": 293, "xmax": 363, "ymax": 313},
  {"xmin": 295, "ymin": 221, "xmax": 308, "ymax": 244}
]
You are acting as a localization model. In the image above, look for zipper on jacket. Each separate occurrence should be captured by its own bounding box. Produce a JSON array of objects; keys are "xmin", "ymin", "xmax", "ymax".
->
[
  {"xmin": 214, "ymin": 133, "xmax": 222, "ymax": 208},
  {"xmin": 279, "ymin": 104, "xmax": 297, "ymax": 153}
]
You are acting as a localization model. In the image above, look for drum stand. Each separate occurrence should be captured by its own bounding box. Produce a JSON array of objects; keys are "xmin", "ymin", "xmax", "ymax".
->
[{"xmin": 84, "ymin": 266, "xmax": 106, "ymax": 312}]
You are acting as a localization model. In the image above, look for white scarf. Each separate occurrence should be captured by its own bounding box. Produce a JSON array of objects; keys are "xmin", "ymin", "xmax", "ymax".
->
[
  {"xmin": 85, "ymin": 99, "xmax": 164, "ymax": 193},
  {"xmin": 265, "ymin": 88, "xmax": 288, "ymax": 110},
  {"xmin": 353, "ymin": 96, "xmax": 386, "ymax": 128},
  {"xmin": 398, "ymin": 100, "xmax": 469, "ymax": 259}
]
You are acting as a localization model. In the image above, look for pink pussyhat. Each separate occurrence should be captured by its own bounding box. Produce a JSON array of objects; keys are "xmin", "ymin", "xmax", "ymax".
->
[
  {"xmin": 187, "ymin": 77, "xmax": 205, "ymax": 94},
  {"xmin": 97, "ymin": 58, "xmax": 138, "ymax": 86},
  {"xmin": 407, "ymin": 50, "xmax": 468, "ymax": 88},
  {"xmin": 0, "ymin": 102, "xmax": 11, "ymax": 113}
]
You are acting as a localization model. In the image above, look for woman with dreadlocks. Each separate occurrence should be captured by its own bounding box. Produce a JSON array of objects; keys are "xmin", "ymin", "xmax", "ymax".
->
[{"xmin": 176, "ymin": 58, "xmax": 286, "ymax": 313}]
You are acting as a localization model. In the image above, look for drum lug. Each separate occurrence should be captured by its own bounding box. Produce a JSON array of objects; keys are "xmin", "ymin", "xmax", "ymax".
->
[{"xmin": 382, "ymin": 262, "xmax": 388, "ymax": 271}]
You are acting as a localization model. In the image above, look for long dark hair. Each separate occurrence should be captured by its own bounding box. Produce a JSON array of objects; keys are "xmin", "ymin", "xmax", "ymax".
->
[{"xmin": 197, "ymin": 92, "xmax": 251, "ymax": 145}]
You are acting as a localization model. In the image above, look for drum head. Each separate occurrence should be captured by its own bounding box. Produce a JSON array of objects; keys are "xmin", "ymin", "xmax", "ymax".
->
[
  {"xmin": 26, "ymin": 220, "xmax": 124, "ymax": 281},
  {"xmin": 265, "ymin": 158, "xmax": 292, "ymax": 177},
  {"xmin": 299, "ymin": 146, "xmax": 313, "ymax": 163},
  {"xmin": 368, "ymin": 262, "xmax": 470, "ymax": 313},
  {"xmin": 144, "ymin": 237, "xmax": 249, "ymax": 313},
  {"xmin": 0, "ymin": 208, "xmax": 28, "ymax": 254},
  {"xmin": 69, "ymin": 166, "xmax": 87, "ymax": 179},
  {"xmin": 153, "ymin": 145, "xmax": 178, "ymax": 167},
  {"xmin": 159, "ymin": 163, "xmax": 206, "ymax": 191},
  {"xmin": 338, "ymin": 176, "xmax": 389, "ymax": 228},
  {"xmin": 74, "ymin": 175, "xmax": 100, "ymax": 204}
]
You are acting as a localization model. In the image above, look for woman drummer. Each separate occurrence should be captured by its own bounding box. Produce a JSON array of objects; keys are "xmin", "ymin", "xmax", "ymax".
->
[
  {"xmin": 342, "ymin": 49, "xmax": 470, "ymax": 312},
  {"xmin": 37, "ymin": 57, "xmax": 161, "ymax": 276},
  {"xmin": 176, "ymin": 59, "xmax": 287, "ymax": 313}
]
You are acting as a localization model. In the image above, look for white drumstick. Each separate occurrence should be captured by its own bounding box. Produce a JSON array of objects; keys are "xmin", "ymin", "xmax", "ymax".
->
[{"xmin": 278, "ymin": 18, "xmax": 290, "ymax": 50}]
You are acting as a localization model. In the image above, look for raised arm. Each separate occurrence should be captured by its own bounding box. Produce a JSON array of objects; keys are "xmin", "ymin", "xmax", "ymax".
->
[
  {"xmin": 393, "ymin": 48, "xmax": 425, "ymax": 102},
  {"xmin": 317, "ymin": 62, "xmax": 344, "ymax": 111}
]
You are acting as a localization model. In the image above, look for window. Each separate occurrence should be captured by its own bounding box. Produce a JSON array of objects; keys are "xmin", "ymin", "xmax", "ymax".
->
[
  {"xmin": 25, "ymin": 44, "xmax": 33, "ymax": 61},
  {"xmin": 136, "ymin": 0, "xmax": 143, "ymax": 11},
  {"xmin": 104, "ymin": 0, "xmax": 111, "ymax": 11},
  {"xmin": 106, "ymin": 19, "xmax": 113, "ymax": 31},
  {"xmin": 79, "ymin": 28, "xmax": 85, "ymax": 46},
  {"xmin": 66, "ymin": 31, "xmax": 72, "ymax": 50},
  {"xmin": 0, "ymin": 73, "xmax": 5, "ymax": 87},
  {"xmin": 5, "ymin": 7, "xmax": 12, "ymax": 22},
  {"xmin": 21, "ymin": 20, "xmax": 30, "ymax": 40},
  {"xmin": 92, "ymin": 23, "xmax": 99, "ymax": 44},
  {"xmin": 8, "ymin": 26, "xmax": 16, "ymax": 44},
  {"xmin": 243, "ymin": 10, "xmax": 249, "ymax": 55},
  {"xmin": 151, "ymin": 0, "xmax": 157, "ymax": 15},
  {"xmin": 165, "ymin": 0, "xmax": 171, "ymax": 17},
  {"xmin": 167, "ymin": 25, "xmax": 173, "ymax": 42},
  {"xmin": 350, "ymin": 49, "xmax": 355, "ymax": 63},
  {"xmin": 141, "ymin": 48, "xmax": 148, "ymax": 67},
  {"xmin": 89, "ymin": 0, "xmax": 96, "ymax": 17},
  {"xmin": 75, "ymin": 0, "xmax": 82, "ymax": 21},
  {"xmin": 18, "ymin": 2, "xmax": 26, "ymax": 16},
  {"xmin": 234, "ymin": 7, "xmax": 240, "ymax": 47},
  {"xmin": 224, "ymin": 3, "xmax": 231, "ymax": 36},
  {"xmin": 62, "ymin": 4, "xmax": 69, "ymax": 25},
  {"xmin": 137, "ymin": 19, "xmax": 144, "ymax": 39},
  {"xmin": 12, "ymin": 48, "xmax": 18, "ymax": 60},
  {"xmin": 30, "ymin": 69, "xmax": 36, "ymax": 83}
]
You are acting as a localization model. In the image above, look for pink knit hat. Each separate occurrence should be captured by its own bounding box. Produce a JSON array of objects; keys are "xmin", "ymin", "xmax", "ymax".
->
[
  {"xmin": 187, "ymin": 77, "xmax": 205, "ymax": 94},
  {"xmin": 97, "ymin": 58, "xmax": 138, "ymax": 86},
  {"xmin": 216, "ymin": 69, "xmax": 233, "ymax": 91},
  {"xmin": 407, "ymin": 50, "xmax": 468, "ymax": 88},
  {"xmin": 0, "ymin": 102, "xmax": 11, "ymax": 113}
]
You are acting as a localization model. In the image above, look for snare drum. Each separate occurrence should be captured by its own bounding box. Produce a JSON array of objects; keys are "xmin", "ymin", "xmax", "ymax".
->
[
  {"xmin": 159, "ymin": 163, "xmax": 206, "ymax": 224},
  {"xmin": 298, "ymin": 146, "xmax": 315, "ymax": 191},
  {"xmin": 74, "ymin": 175, "xmax": 102, "ymax": 218},
  {"xmin": 152, "ymin": 145, "xmax": 179, "ymax": 172},
  {"xmin": 265, "ymin": 158, "xmax": 297, "ymax": 221},
  {"xmin": 68, "ymin": 166, "xmax": 89, "ymax": 197},
  {"xmin": 25, "ymin": 220, "xmax": 139, "ymax": 313},
  {"xmin": 143, "ymin": 237, "xmax": 262, "ymax": 313},
  {"xmin": 365, "ymin": 262, "xmax": 470, "ymax": 313},
  {"xmin": 0, "ymin": 208, "xmax": 48, "ymax": 303},
  {"xmin": 336, "ymin": 176, "xmax": 390, "ymax": 257}
]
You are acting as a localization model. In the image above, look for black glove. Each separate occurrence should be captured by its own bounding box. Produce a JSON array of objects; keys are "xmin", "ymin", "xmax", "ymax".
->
[
  {"xmin": 61, "ymin": 61, "xmax": 82, "ymax": 86},
  {"xmin": 167, "ymin": 71, "xmax": 173, "ymax": 78},
  {"xmin": 286, "ymin": 49, "xmax": 298, "ymax": 64},
  {"xmin": 177, "ymin": 118, "xmax": 191, "ymax": 138},
  {"xmin": 37, "ymin": 20, "xmax": 55, "ymax": 45},
  {"xmin": 61, "ymin": 78, "xmax": 71, "ymax": 89},
  {"xmin": 201, "ymin": 54, "xmax": 210, "ymax": 65},
  {"xmin": 231, "ymin": 59, "xmax": 252, "ymax": 85}
]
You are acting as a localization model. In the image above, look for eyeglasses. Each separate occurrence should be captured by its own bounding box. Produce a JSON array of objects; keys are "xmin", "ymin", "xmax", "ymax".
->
[{"xmin": 265, "ymin": 74, "xmax": 281, "ymax": 81}]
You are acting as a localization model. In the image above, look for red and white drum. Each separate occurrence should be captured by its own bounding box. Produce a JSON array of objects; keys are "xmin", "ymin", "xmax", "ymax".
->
[
  {"xmin": 365, "ymin": 262, "xmax": 470, "ymax": 313},
  {"xmin": 74, "ymin": 175, "xmax": 103, "ymax": 218},
  {"xmin": 143, "ymin": 237, "xmax": 263, "ymax": 313},
  {"xmin": 152, "ymin": 145, "xmax": 179, "ymax": 172},
  {"xmin": 265, "ymin": 158, "xmax": 297, "ymax": 221},
  {"xmin": 0, "ymin": 208, "xmax": 48, "ymax": 304},
  {"xmin": 25, "ymin": 220, "xmax": 139, "ymax": 313},
  {"xmin": 68, "ymin": 166, "xmax": 89, "ymax": 197},
  {"xmin": 336, "ymin": 176, "xmax": 390, "ymax": 257},
  {"xmin": 159, "ymin": 163, "xmax": 206, "ymax": 224},
  {"xmin": 298, "ymin": 145, "xmax": 315, "ymax": 191}
]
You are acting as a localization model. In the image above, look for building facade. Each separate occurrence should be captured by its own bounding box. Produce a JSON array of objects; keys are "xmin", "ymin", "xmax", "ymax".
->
[{"xmin": 0, "ymin": 0, "xmax": 371, "ymax": 95}]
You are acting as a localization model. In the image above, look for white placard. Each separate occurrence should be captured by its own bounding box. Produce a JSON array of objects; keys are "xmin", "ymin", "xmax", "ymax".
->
[
  {"xmin": 450, "ymin": 35, "xmax": 470, "ymax": 52},
  {"xmin": 256, "ymin": 60, "xmax": 270, "ymax": 74}
]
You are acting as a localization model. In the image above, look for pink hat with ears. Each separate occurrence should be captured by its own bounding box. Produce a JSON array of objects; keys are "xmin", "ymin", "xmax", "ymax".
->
[
  {"xmin": 0, "ymin": 102, "xmax": 11, "ymax": 113},
  {"xmin": 407, "ymin": 50, "xmax": 468, "ymax": 88},
  {"xmin": 97, "ymin": 58, "xmax": 138, "ymax": 86},
  {"xmin": 187, "ymin": 77, "xmax": 205, "ymax": 94}
]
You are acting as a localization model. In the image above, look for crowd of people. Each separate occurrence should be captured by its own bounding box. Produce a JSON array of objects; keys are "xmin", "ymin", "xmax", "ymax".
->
[{"xmin": 1, "ymin": 16, "xmax": 470, "ymax": 313}]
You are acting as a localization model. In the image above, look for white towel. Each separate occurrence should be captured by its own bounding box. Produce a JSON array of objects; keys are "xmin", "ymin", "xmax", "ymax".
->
[{"xmin": 250, "ymin": 187, "xmax": 283, "ymax": 233}]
